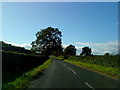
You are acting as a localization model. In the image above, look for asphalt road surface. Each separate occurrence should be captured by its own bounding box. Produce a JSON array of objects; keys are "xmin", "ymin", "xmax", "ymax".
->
[{"xmin": 27, "ymin": 58, "xmax": 119, "ymax": 89}]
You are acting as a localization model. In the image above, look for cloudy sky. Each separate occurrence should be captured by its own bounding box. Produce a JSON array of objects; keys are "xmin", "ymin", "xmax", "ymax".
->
[{"xmin": 2, "ymin": 2, "xmax": 118, "ymax": 55}]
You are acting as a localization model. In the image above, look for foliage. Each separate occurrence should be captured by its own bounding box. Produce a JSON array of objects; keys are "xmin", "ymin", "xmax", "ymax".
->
[
  {"xmin": 64, "ymin": 44, "xmax": 76, "ymax": 56},
  {"xmin": 3, "ymin": 59, "xmax": 52, "ymax": 89},
  {"xmin": 53, "ymin": 55, "xmax": 64, "ymax": 61},
  {"xmin": 64, "ymin": 60, "xmax": 119, "ymax": 78},
  {"xmin": 80, "ymin": 47, "xmax": 92, "ymax": 56},
  {"xmin": 1, "ymin": 41, "xmax": 32, "ymax": 54},
  {"xmin": 31, "ymin": 27, "xmax": 63, "ymax": 56},
  {"xmin": 105, "ymin": 53, "xmax": 110, "ymax": 55},
  {"xmin": 2, "ymin": 50, "xmax": 49, "ymax": 84},
  {"xmin": 68, "ymin": 55, "xmax": 119, "ymax": 67}
]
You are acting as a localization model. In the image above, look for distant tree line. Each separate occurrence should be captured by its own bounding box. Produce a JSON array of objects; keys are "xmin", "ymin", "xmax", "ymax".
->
[
  {"xmin": 0, "ymin": 41, "xmax": 32, "ymax": 54},
  {"xmin": 31, "ymin": 27, "xmax": 94, "ymax": 57}
]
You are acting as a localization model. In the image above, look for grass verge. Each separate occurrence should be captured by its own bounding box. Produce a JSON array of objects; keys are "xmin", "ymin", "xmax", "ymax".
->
[
  {"xmin": 64, "ymin": 60, "xmax": 119, "ymax": 79},
  {"xmin": 54, "ymin": 56, "xmax": 64, "ymax": 61},
  {"xmin": 3, "ymin": 59, "xmax": 52, "ymax": 89}
]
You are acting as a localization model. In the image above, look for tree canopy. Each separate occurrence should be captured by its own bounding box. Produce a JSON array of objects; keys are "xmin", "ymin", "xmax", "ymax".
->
[
  {"xmin": 105, "ymin": 53, "xmax": 110, "ymax": 56},
  {"xmin": 80, "ymin": 47, "xmax": 92, "ymax": 56},
  {"xmin": 64, "ymin": 44, "xmax": 76, "ymax": 55},
  {"xmin": 31, "ymin": 27, "xmax": 63, "ymax": 56}
]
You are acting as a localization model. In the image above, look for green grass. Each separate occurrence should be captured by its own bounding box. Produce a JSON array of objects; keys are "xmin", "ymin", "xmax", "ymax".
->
[
  {"xmin": 64, "ymin": 60, "xmax": 119, "ymax": 79},
  {"xmin": 3, "ymin": 59, "xmax": 52, "ymax": 89},
  {"xmin": 54, "ymin": 55, "xmax": 64, "ymax": 60}
]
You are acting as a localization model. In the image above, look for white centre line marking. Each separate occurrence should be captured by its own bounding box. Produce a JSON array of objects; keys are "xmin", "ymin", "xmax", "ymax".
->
[
  {"xmin": 60, "ymin": 62, "xmax": 62, "ymax": 64},
  {"xmin": 62, "ymin": 63, "xmax": 66, "ymax": 66},
  {"xmin": 68, "ymin": 67, "xmax": 76, "ymax": 75},
  {"xmin": 64, "ymin": 64, "xmax": 66, "ymax": 66},
  {"xmin": 85, "ymin": 82, "xmax": 95, "ymax": 90}
]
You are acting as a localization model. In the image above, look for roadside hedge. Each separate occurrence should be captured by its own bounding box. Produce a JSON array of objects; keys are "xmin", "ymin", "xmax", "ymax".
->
[
  {"xmin": 2, "ymin": 51, "xmax": 49, "ymax": 83},
  {"xmin": 68, "ymin": 55, "xmax": 119, "ymax": 67},
  {"xmin": 2, "ymin": 51, "xmax": 49, "ymax": 73}
]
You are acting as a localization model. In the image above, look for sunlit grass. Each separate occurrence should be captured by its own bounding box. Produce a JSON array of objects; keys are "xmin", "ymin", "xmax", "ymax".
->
[
  {"xmin": 64, "ymin": 60, "xmax": 119, "ymax": 78},
  {"xmin": 54, "ymin": 55, "xmax": 64, "ymax": 60},
  {"xmin": 3, "ymin": 59, "xmax": 52, "ymax": 89}
]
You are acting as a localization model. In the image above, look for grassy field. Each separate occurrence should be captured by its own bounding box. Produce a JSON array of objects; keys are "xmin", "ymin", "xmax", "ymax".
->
[
  {"xmin": 3, "ymin": 59, "xmax": 52, "ymax": 89},
  {"xmin": 56, "ymin": 55, "xmax": 119, "ymax": 79}
]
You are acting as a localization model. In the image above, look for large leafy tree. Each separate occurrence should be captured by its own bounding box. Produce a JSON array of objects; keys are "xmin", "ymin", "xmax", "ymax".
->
[
  {"xmin": 31, "ymin": 27, "xmax": 63, "ymax": 56},
  {"xmin": 80, "ymin": 47, "xmax": 92, "ymax": 56},
  {"xmin": 64, "ymin": 44, "xmax": 76, "ymax": 55}
]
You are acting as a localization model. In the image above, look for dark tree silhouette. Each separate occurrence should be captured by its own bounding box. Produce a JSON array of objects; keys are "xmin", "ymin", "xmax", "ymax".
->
[
  {"xmin": 80, "ymin": 47, "xmax": 92, "ymax": 56},
  {"xmin": 31, "ymin": 27, "xmax": 63, "ymax": 56},
  {"xmin": 64, "ymin": 44, "xmax": 76, "ymax": 55},
  {"xmin": 1, "ymin": 41, "xmax": 31, "ymax": 54},
  {"xmin": 105, "ymin": 53, "xmax": 110, "ymax": 55}
]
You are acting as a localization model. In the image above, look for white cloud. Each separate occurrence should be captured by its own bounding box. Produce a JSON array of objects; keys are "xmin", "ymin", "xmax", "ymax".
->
[
  {"xmin": 75, "ymin": 46, "xmax": 83, "ymax": 55},
  {"xmin": 63, "ymin": 45, "xmax": 68, "ymax": 49},
  {"xmin": 75, "ymin": 41, "xmax": 118, "ymax": 55},
  {"xmin": 4, "ymin": 41, "xmax": 32, "ymax": 50}
]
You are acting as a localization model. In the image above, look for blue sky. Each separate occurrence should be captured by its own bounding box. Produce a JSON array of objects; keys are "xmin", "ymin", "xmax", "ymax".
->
[{"xmin": 2, "ymin": 2, "xmax": 118, "ymax": 55}]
